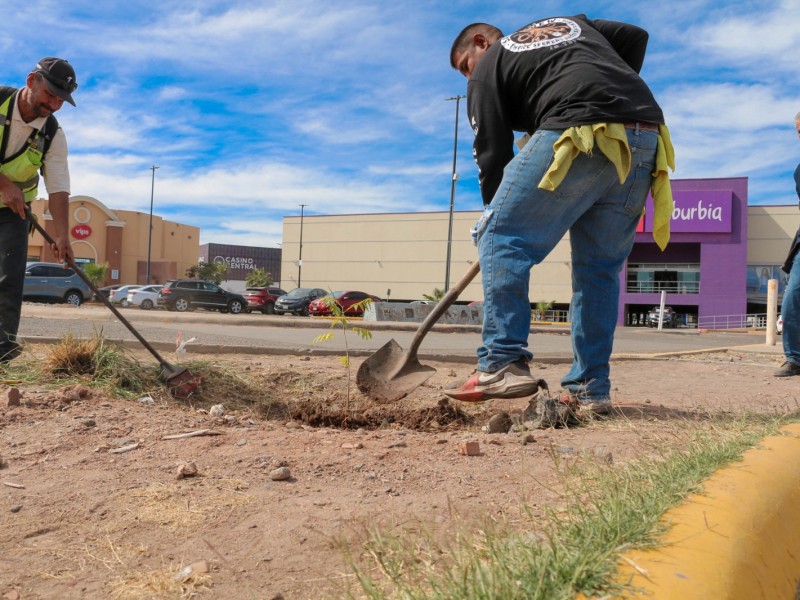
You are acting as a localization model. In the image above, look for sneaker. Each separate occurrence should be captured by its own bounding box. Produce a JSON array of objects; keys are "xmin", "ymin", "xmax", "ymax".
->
[
  {"xmin": 774, "ymin": 361, "xmax": 800, "ymax": 377},
  {"xmin": 443, "ymin": 361, "xmax": 541, "ymax": 402}
]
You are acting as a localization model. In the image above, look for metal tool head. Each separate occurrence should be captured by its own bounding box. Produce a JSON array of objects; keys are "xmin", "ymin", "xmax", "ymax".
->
[
  {"xmin": 356, "ymin": 339, "xmax": 436, "ymax": 402},
  {"xmin": 161, "ymin": 364, "xmax": 205, "ymax": 398}
]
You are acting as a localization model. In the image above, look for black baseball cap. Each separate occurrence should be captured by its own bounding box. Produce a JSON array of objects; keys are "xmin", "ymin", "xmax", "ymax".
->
[{"xmin": 33, "ymin": 57, "xmax": 78, "ymax": 106}]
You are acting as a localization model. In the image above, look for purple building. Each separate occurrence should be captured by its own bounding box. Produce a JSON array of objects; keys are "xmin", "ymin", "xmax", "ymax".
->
[{"xmin": 620, "ymin": 177, "xmax": 748, "ymax": 327}]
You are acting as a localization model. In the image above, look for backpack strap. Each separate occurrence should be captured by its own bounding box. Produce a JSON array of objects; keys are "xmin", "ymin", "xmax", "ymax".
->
[{"xmin": 0, "ymin": 85, "xmax": 59, "ymax": 158}]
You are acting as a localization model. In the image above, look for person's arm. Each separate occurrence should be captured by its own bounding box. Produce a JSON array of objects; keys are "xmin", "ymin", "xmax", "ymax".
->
[
  {"xmin": 0, "ymin": 173, "xmax": 26, "ymax": 218},
  {"xmin": 588, "ymin": 18, "xmax": 650, "ymax": 74},
  {"xmin": 41, "ymin": 127, "xmax": 73, "ymax": 262},
  {"xmin": 47, "ymin": 191, "xmax": 73, "ymax": 262},
  {"xmin": 467, "ymin": 79, "xmax": 514, "ymax": 205}
]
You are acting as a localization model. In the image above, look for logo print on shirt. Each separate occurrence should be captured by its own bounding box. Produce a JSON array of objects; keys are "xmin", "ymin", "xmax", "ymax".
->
[{"xmin": 500, "ymin": 18, "xmax": 581, "ymax": 52}]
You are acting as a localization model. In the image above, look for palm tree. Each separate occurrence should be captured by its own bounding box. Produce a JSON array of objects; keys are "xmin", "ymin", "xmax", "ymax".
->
[{"xmin": 422, "ymin": 288, "xmax": 445, "ymax": 302}]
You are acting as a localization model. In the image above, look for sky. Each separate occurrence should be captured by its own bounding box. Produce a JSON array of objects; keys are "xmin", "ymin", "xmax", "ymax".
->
[{"xmin": 3, "ymin": 0, "xmax": 799, "ymax": 248}]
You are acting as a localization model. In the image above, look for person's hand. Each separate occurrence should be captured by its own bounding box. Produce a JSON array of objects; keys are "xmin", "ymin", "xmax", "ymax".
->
[
  {"xmin": 0, "ymin": 175, "xmax": 27, "ymax": 219},
  {"xmin": 51, "ymin": 235, "xmax": 74, "ymax": 263}
]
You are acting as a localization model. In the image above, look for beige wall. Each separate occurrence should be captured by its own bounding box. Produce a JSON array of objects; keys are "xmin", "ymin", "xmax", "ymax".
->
[
  {"xmin": 281, "ymin": 210, "xmax": 573, "ymax": 302},
  {"xmin": 29, "ymin": 195, "xmax": 199, "ymax": 286},
  {"xmin": 746, "ymin": 205, "xmax": 800, "ymax": 264},
  {"xmin": 282, "ymin": 205, "xmax": 800, "ymax": 303}
]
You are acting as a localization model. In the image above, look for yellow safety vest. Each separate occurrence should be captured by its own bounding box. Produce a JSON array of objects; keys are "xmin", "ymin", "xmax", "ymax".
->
[{"xmin": 0, "ymin": 88, "xmax": 54, "ymax": 204}]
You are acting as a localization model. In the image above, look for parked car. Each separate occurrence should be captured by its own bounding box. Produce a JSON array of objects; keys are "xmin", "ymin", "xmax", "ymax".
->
[
  {"xmin": 646, "ymin": 306, "xmax": 680, "ymax": 328},
  {"xmin": 96, "ymin": 283, "xmax": 124, "ymax": 301},
  {"xmin": 157, "ymin": 280, "xmax": 247, "ymax": 313},
  {"xmin": 308, "ymin": 290, "xmax": 382, "ymax": 316},
  {"xmin": 242, "ymin": 287, "xmax": 288, "ymax": 314},
  {"xmin": 777, "ymin": 313, "xmax": 783, "ymax": 334},
  {"xmin": 23, "ymin": 262, "xmax": 92, "ymax": 306},
  {"xmin": 274, "ymin": 287, "xmax": 327, "ymax": 316},
  {"xmin": 108, "ymin": 284, "xmax": 143, "ymax": 307},
  {"xmin": 128, "ymin": 285, "xmax": 164, "ymax": 310}
]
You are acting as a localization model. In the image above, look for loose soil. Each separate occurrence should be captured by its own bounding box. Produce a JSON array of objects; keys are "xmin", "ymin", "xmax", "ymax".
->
[{"xmin": 0, "ymin": 345, "xmax": 796, "ymax": 599}]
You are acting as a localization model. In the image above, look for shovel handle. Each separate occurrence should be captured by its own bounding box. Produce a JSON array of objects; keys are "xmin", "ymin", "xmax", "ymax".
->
[
  {"xmin": 407, "ymin": 260, "xmax": 481, "ymax": 358},
  {"xmin": 25, "ymin": 207, "xmax": 171, "ymax": 369}
]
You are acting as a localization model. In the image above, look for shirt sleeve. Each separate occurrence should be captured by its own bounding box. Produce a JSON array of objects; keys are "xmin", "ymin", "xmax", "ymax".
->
[
  {"xmin": 587, "ymin": 18, "xmax": 650, "ymax": 74},
  {"xmin": 467, "ymin": 78, "xmax": 514, "ymax": 205},
  {"xmin": 41, "ymin": 126, "xmax": 71, "ymax": 195}
]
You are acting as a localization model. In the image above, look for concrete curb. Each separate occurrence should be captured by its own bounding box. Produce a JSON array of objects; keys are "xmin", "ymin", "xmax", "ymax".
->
[{"xmin": 617, "ymin": 422, "xmax": 800, "ymax": 599}]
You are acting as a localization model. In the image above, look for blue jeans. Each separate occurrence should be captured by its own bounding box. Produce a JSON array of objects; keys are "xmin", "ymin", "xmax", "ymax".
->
[
  {"xmin": 782, "ymin": 249, "xmax": 800, "ymax": 365},
  {"xmin": 475, "ymin": 127, "xmax": 658, "ymax": 399},
  {"xmin": 0, "ymin": 209, "xmax": 30, "ymax": 361}
]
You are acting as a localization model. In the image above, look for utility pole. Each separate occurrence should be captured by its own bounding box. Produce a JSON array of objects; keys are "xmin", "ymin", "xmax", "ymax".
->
[
  {"xmin": 444, "ymin": 95, "xmax": 465, "ymax": 292},
  {"xmin": 146, "ymin": 165, "xmax": 159, "ymax": 285},
  {"xmin": 298, "ymin": 204, "xmax": 307, "ymax": 286}
]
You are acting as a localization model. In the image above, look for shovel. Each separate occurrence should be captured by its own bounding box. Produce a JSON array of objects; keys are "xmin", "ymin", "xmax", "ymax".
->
[
  {"xmin": 26, "ymin": 208, "xmax": 204, "ymax": 398},
  {"xmin": 357, "ymin": 261, "xmax": 481, "ymax": 402}
]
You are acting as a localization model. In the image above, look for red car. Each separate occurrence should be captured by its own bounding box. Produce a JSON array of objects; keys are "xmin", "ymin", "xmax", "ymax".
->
[
  {"xmin": 308, "ymin": 290, "xmax": 381, "ymax": 316},
  {"xmin": 242, "ymin": 287, "xmax": 288, "ymax": 314}
]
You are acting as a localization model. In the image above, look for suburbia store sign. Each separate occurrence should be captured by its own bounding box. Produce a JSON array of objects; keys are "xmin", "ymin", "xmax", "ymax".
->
[
  {"xmin": 640, "ymin": 190, "xmax": 733, "ymax": 234},
  {"xmin": 71, "ymin": 224, "xmax": 92, "ymax": 239}
]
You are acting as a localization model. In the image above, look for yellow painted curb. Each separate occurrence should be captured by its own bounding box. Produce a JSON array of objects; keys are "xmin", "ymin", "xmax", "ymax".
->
[{"xmin": 615, "ymin": 423, "xmax": 800, "ymax": 599}]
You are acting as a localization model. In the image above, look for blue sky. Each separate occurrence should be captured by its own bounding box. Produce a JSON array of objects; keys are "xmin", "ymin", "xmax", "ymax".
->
[{"xmin": 3, "ymin": 0, "xmax": 799, "ymax": 247}]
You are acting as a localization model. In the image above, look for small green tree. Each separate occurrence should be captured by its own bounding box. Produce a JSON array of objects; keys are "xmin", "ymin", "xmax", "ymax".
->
[
  {"xmin": 422, "ymin": 288, "xmax": 445, "ymax": 302},
  {"xmin": 185, "ymin": 261, "xmax": 228, "ymax": 284},
  {"xmin": 245, "ymin": 268, "xmax": 273, "ymax": 288},
  {"xmin": 83, "ymin": 262, "xmax": 109, "ymax": 288},
  {"xmin": 313, "ymin": 296, "xmax": 373, "ymax": 408}
]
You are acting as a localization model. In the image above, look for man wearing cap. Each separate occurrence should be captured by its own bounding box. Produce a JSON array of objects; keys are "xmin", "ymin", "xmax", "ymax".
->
[{"xmin": 0, "ymin": 57, "xmax": 78, "ymax": 363}]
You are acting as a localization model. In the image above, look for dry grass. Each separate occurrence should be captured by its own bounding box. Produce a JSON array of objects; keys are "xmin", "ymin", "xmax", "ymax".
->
[
  {"xmin": 108, "ymin": 567, "xmax": 212, "ymax": 600},
  {"xmin": 130, "ymin": 479, "xmax": 252, "ymax": 532}
]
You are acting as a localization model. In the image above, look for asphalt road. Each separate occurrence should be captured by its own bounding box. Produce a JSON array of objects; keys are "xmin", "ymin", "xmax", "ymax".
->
[{"xmin": 16, "ymin": 303, "xmax": 778, "ymax": 363}]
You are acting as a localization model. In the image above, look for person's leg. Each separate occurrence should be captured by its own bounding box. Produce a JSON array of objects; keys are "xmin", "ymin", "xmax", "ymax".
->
[
  {"xmin": 445, "ymin": 129, "xmax": 621, "ymax": 401},
  {"xmin": 0, "ymin": 212, "xmax": 30, "ymax": 363},
  {"xmin": 777, "ymin": 249, "xmax": 800, "ymax": 376},
  {"xmin": 560, "ymin": 129, "xmax": 658, "ymax": 406}
]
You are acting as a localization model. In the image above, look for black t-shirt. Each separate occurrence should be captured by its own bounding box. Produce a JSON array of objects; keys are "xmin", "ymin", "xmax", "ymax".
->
[{"xmin": 468, "ymin": 14, "xmax": 665, "ymax": 204}]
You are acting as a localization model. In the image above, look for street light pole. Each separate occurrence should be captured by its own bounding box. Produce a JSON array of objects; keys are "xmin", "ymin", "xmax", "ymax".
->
[
  {"xmin": 146, "ymin": 165, "xmax": 159, "ymax": 285},
  {"xmin": 444, "ymin": 95, "xmax": 464, "ymax": 292},
  {"xmin": 298, "ymin": 204, "xmax": 307, "ymax": 287}
]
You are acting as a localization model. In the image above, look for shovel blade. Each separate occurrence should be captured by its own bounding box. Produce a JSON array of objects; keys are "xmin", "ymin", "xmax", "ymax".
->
[
  {"xmin": 356, "ymin": 339, "xmax": 436, "ymax": 402},
  {"xmin": 161, "ymin": 364, "xmax": 205, "ymax": 398}
]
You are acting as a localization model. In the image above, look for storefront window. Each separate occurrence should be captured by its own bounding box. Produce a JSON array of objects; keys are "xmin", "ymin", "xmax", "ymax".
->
[
  {"xmin": 746, "ymin": 265, "xmax": 788, "ymax": 298},
  {"xmin": 626, "ymin": 264, "xmax": 700, "ymax": 294}
]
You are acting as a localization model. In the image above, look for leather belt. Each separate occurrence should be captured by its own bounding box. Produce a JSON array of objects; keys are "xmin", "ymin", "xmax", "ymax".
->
[{"xmin": 624, "ymin": 122, "xmax": 660, "ymax": 132}]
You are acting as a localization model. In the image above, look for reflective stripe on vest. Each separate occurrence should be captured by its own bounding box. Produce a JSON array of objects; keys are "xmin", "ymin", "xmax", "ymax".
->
[{"xmin": 0, "ymin": 93, "xmax": 45, "ymax": 203}]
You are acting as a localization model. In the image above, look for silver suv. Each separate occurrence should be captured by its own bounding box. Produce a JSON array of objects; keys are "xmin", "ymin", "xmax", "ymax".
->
[{"xmin": 24, "ymin": 262, "xmax": 93, "ymax": 306}]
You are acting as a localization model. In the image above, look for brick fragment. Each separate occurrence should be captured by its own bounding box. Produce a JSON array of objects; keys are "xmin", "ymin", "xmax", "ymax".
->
[{"xmin": 458, "ymin": 440, "xmax": 481, "ymax": 456}]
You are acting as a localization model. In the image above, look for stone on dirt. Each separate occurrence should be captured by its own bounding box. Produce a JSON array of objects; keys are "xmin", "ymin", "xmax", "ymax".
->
[
  {"xmin": 175, "ymin": 559, "xmax": 210, "ymax": 582},
  {"xmin": 270, "ymin": 466, "xmax": 292, "ymax": 481},
  {"xmin": 5, "ymin": 388, "xmax": 20, "ymax": 408},
  {"xmin": 209, "ymin": 404, "xmax": 225, "ymax": 417},
  {"xmin": 486, "ymin": 411, "xmax": 512, "ymax": 434},
  {"xmin": 176, "ymin": 462, "xmax": 199, "ymax": 479}
]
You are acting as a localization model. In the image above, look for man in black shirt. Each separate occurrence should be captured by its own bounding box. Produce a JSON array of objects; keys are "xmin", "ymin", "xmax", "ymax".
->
[{"xmin": 443, "ymin": 16, "xmax": 673, "ymax": 415}]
